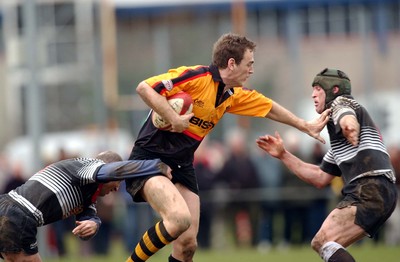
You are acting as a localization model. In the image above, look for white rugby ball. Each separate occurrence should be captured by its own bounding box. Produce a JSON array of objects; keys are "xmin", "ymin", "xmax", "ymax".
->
[{"xmin": 152, "ymin": 92, "xmax": 193, "ymax": 130}]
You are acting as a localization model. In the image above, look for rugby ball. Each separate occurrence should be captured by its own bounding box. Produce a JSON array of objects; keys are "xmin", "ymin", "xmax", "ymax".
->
[{"xmin": 152, "ymin": 92, "xmax": 193, "ymax": 130}]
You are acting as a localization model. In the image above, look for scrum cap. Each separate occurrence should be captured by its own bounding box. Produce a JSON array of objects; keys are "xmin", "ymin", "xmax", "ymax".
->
[{"xmin": 312, "ymin": 68, "xmax": 351, "ymax": 105}]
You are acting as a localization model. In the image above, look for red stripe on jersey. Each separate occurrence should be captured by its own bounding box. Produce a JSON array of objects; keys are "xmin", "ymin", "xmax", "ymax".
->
[
  {"xmin": 183, "ymin": 130, "xmax": 203, "ymax": 141},
  {"xmin": 91, "ymin": 184, "xmax": 103, "ymax": 203}
]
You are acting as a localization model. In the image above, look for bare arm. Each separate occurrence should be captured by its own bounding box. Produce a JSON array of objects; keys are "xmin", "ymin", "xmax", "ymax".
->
[
  {"xmin": 136, "ymin": 81, "xmax": 193, "ymax": 132},
  {"xmin": 256, "ymin": 131, "xmax": 335, "ymax": 188},
  {"xmin": 340, "ymin": 114, "xmax": 360, "ymax": 146},
  {"xmin": 266, "ymin": 101, "xmax": 330, "ymax": 144}
]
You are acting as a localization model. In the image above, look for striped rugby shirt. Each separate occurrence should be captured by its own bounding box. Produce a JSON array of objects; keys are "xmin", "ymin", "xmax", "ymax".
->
[
  {"xmin": 133, "ymin": 64, "xmax": 273, "ymax": 165},
  {"xmin": 320, "ymin": 96, "xmax": 395, "ymax": 184},
  {"xmin": 8, "ymin": 158, "xmax": 106, "ymax": 226},
  {"xmin": 7, "ymin": 157, "xmax": 166, "ymax": 226}
]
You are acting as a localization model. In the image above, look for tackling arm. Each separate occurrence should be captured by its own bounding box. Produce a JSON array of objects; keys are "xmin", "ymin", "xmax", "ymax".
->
[
  {"xmin": 256, "ymin": 131, "xmax": 334, "ymax": 188},
  {"xmin": 96, "ymin": 159, "xmax": 170, "ymax": 182}
]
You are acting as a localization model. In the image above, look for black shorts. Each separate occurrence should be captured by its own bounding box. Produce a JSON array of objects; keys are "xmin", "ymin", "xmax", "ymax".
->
[
  {"xmin": 0, "ymin": 194, "xmax": 39, "ymax": 256},
  {"xmin": 337, "ymin": 176, "xmax": 398, "ymax": 237},
  {"xmin": 126, "ymin": 146, "xmax": 199, "ymax": 202}
]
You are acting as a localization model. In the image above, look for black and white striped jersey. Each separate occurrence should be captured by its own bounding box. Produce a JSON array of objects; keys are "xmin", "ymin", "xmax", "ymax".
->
[
  {"xmin": 8, "ymin": 158, "xmax": 104, "ymax": 226},
  {"xmin": 320, "ymin": 96, "xmax": 395, "ymax": 185}
]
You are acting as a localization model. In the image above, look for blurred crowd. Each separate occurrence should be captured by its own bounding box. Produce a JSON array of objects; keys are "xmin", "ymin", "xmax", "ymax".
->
[
  {"xmin": 0, "ymin": 128, "xmax": 399, "ymax": 257},
  {"xmin": 195, "ymin": 128, "xmax": 333, "ymax": 251}
]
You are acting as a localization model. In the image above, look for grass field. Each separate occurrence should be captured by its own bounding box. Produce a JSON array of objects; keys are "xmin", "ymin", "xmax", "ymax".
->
[{"xmin": 45, "ymin": 236, "xmax": 400, "ymax": 262}]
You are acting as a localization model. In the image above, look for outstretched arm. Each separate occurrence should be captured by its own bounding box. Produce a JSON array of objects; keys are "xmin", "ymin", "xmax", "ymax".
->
[
  {"xmin": 265, "ymin": 101, "xmax": 330, "ymax": 144},
  {"xmin": 96, "ymin": 159, "xmax": 171, "ymax": 182},
  {"xmin": 256, "ymin": 131, "xmax": 334, "ymax": 188}
]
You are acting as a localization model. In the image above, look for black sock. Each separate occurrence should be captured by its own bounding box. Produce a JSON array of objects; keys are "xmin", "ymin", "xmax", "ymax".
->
[
  {"xmin": 169, "ymin": 255, "xmax": 182, "ymax": 262},
  {"xmin": 328, "ymin": 248, "xmax": 356, "ymax": 262}
]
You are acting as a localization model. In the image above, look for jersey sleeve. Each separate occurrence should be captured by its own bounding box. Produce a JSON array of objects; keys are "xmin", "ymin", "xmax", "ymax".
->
[
  {"xmin": 331, "ymin": 96, "xmax": 357, "ymax": 134},
  {"xmin": 320, "ymin": 149, "xmax": 342, "ymax": 177},
  {"xmin": 95, "ymin": 159, "xmax": 168, "ymax": 182},
  {"xmin": 144, "ymin": 65, "xmax": 205, "ymax": 95},
  {"xmin": 226, "ymin": 88, "xmax": 272, "ymax": 117}
]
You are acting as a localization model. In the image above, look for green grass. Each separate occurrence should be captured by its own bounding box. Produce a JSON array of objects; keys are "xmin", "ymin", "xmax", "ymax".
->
[{"xmin": 44, "ymin": 236, "xmax": 400, "ymax": 262}]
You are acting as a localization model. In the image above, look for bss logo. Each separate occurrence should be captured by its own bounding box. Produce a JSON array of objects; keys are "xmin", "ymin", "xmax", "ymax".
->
[{"xmin": 189, "ymin": 117, "xmax": 215, "ymax": 130}]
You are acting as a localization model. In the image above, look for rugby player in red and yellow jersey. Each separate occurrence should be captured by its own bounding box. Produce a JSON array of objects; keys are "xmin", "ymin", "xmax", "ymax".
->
[{"xmin": 125, "ymin": 33, "xmax": 330, "ymax": 262}]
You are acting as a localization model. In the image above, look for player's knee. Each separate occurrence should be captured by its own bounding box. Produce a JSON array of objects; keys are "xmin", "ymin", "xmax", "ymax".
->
[
  {"xmin": 311, "ymin": 234, "xmax": 324, "ymax": 253},
  {"xmin": 176, "ymin": 214, "xmax": 192, "ymax": 234},
  {"xmin": 176, "ymin": 234, "xmax": 198, "ymax": 260},
  {"xmin": 182, "ymin": 242, "xmax": 197, "ymax": 261},
  {"xmin": 165, "ymin": 210, "xmax": 192, "ymax": 237}
]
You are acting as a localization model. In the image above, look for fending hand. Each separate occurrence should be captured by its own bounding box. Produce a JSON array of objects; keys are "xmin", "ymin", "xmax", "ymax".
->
[{"xmin": 305, "ymin": 109, "xmax": 330, "ymax": 144}]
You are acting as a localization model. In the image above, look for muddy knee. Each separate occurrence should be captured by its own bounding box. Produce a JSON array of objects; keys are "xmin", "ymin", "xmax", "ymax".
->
[
  {"xmin": 175, "ymin": 234, "xmax": 198, "ymax": 261},
  {"xmin": 165, "ymin": 211, "xmax": 192, "ymax": 237},
  {"xmin": 311, "ymin": 234, "xmax": 324, "ymax": 253}
]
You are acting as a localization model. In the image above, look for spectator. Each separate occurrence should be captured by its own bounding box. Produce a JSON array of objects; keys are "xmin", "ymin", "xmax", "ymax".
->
[
  {"xmin": 253, "ymin": 148, "xmax": 282, "ymax": 252},
  {"xmin": 90, "ymin": 193, "xmax": 116, "ymax": 255},
  {"xmin": 194, "ymin": 139, "xmax": 216, "ymax": 249},
  {"xmin": 304, "ymin": 142, "xmax": 330, "ymax": 242},
  {"xmin": 216, "ymin": 128, "xmax": 261, "ymax": 247},
  {"xmin": 278, "ymin": 130, "xmax": 310, "ymax": 247},
  {"xmin": 2, "ymin": 162, "xmax": 25, "ymax": 194}
]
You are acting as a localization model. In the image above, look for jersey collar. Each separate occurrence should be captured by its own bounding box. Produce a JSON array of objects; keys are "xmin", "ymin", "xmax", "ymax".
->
[
  {"xmin": 209, "ymin": 64, "xmax": 224, "ymax": 83},
  {"xmin": 91, "ymin": 184, "xmax": 103, "ymax": 203}
]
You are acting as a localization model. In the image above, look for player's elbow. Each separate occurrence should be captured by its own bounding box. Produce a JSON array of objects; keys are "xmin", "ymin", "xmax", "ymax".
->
[
  {"xmin": 136, "ymin": 81, "xmax": 149, "ymax": 95},
  {"xmin": 313, "ymin": 173, "xmax": 332, "ymax": 189},
  {"xmin": 313, "ymin": 181, "xmax": 327, "ymax": 189}
]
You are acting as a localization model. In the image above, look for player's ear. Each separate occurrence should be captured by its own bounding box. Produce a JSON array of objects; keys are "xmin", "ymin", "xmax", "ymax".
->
[
  {"xmin": 332, "ymin": 86, "xmax": 340, "ymax": 94},
  {"xmin": 228, "ymin": 58, "xmax": 236, "ymax": 70}
]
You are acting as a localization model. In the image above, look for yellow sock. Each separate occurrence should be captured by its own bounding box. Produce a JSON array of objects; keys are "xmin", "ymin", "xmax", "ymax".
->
[{"xmin": 127, "ymin": 220, "xmax": 176, "ymax": 262}]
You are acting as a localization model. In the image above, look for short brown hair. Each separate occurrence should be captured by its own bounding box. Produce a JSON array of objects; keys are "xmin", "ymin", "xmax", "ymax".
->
[{"xmin": 212, "ymin": 33, "xmax": 256, "ymax": 69}]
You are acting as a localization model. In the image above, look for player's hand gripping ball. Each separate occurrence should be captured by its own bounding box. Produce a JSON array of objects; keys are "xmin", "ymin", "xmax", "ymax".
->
[{"xmin": 152, "ymin": 92, "xmax": 193, "ymax": 130}]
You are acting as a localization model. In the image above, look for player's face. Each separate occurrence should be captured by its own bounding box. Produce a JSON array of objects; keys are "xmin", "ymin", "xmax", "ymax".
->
[
  {"xmin": 312, "ymin": 85, "xmax": 326, "ymax": 114},
  {"xmin": 230, "ymin": 49, "xmax": 254, "ymax": 86},
  {"xmin": 100, "ymin": 181, "xmax": 120, "ymax": 196}
]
